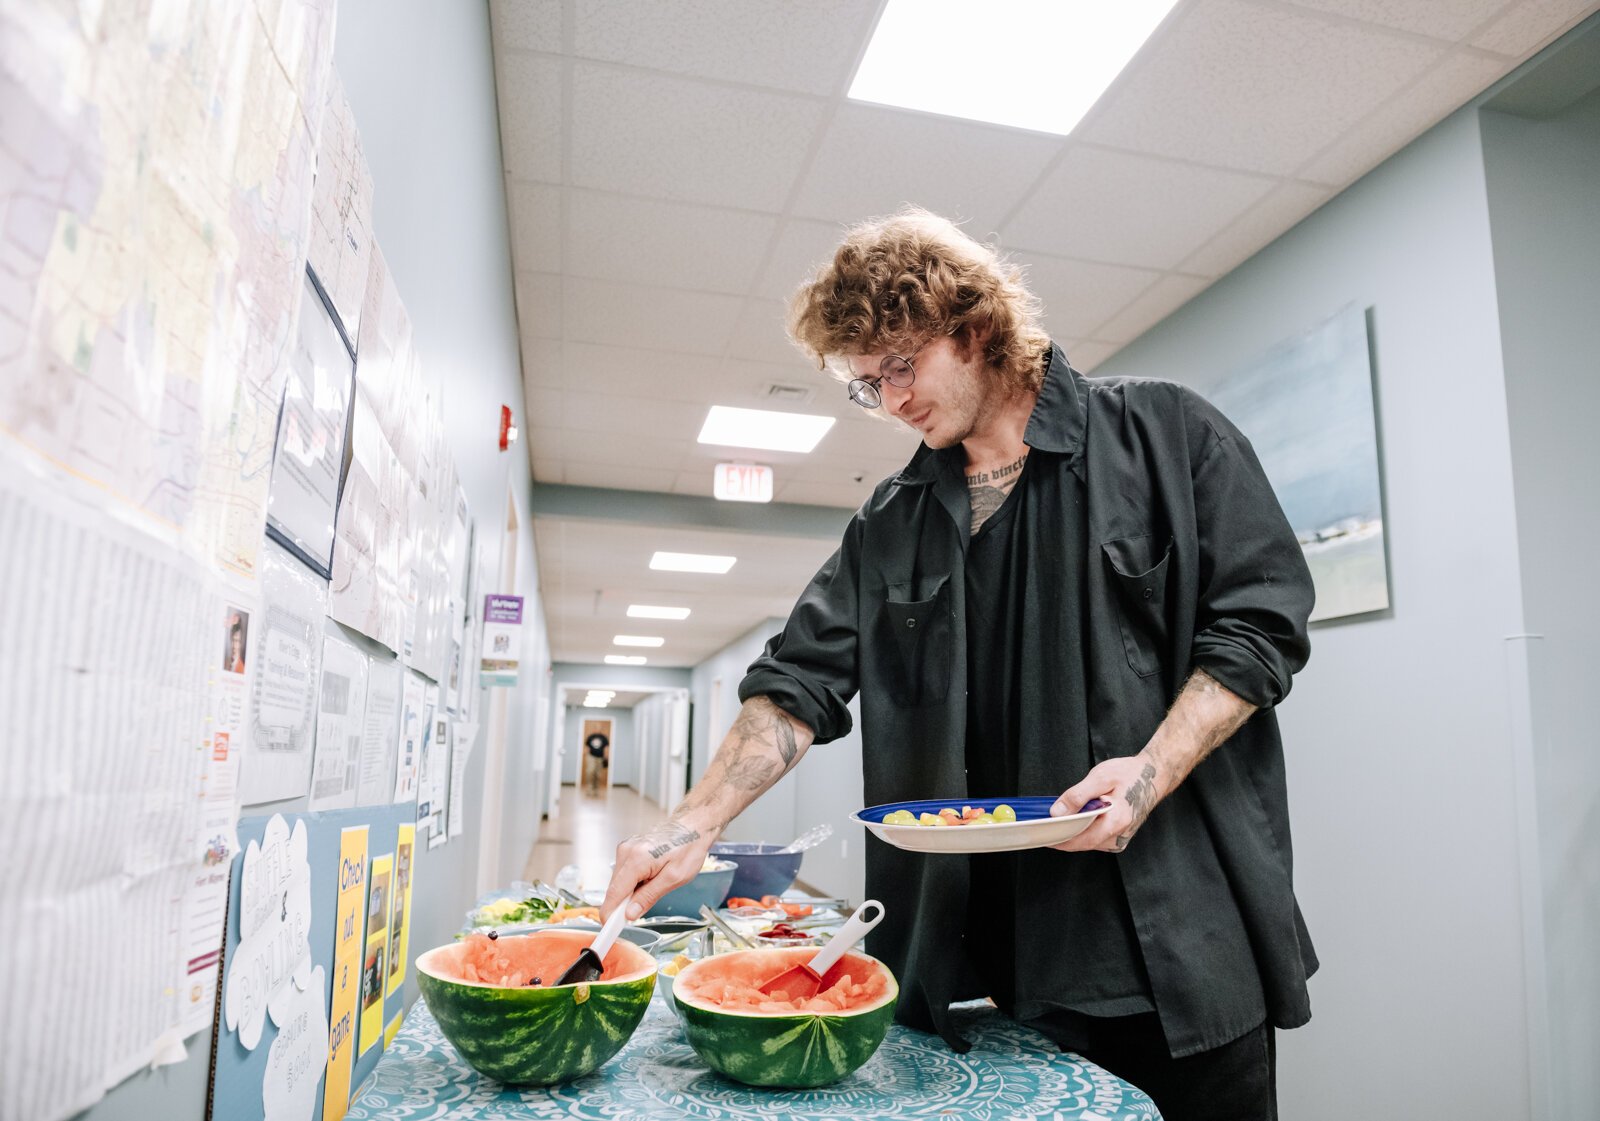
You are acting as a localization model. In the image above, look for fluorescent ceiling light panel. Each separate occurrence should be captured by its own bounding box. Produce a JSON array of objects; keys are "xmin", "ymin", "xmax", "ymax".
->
[
  {"xmin": 651, "ymin": 551, "xmax": 737, "ymax": 574},
  {"xmin": 605, "ymin": 655, "xmax": 647, "ymax": 666},
  {"xmin": 613, "ymin": 635, "xmax": 665, "ymax": 647},
  {"xmin": 849, "ymin": 0, "xmax": 1178, "ymax": 136},
  {"xmin": 582, "ymin": 699, "xmax": 609, "ymax": 708},
  {"xmin": 697, "ymin": 406, "xmax": 835, "ymax": 453},
  {"xmin": 628, "ymin": 605, "xmax": 691, "ymax": 620}
]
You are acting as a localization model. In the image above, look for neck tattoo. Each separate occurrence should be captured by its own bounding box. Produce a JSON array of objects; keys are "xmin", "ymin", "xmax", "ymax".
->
[{"xmin": 966, "ymin": 451, "xmax": 1028, "ymax": 535}]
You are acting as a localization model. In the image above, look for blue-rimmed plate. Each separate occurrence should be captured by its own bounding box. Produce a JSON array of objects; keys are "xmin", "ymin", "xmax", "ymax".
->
[{"xmin": 851, "ymin": 796, "xmax": 1110, "ymax": 854}]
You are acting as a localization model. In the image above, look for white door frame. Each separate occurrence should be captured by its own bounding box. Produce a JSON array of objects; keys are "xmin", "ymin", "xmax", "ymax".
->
[
  {"xmin": 476, "ymin": 483, "xmax": 520, "ymax": 895},
  {"xmin": 548, "ymin": 682, "xmax": 691, "ymax": 810}
]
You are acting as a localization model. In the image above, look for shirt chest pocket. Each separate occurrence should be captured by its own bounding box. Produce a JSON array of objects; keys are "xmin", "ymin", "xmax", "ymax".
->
[
  {"xmin": 1101, "ymin": 534, "xmax": 1173, "ymax": 678},
  {"xmin": 879, "ymin": 573, "xmax": 952, "ymax": 707}
]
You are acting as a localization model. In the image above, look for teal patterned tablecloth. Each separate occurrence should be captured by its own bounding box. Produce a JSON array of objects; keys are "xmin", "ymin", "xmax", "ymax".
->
[{"xmin": 344, "ymin": 998, "xmax": 1162, "ymax": 1120}]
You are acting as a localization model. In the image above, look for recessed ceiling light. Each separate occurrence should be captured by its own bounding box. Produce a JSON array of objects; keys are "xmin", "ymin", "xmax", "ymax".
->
[
  {"xmin": 697, "ymin": 406, "xmax": 835, "ymax": 454},
  {"xmin": 628, "ymin": 605, "xmax": 691, "ymax": 620},
  {"xmin": 605, "ymin": 655, "xmax": 647, "ymax": 666},
  {"xmin": 849, "ymin": 0, "xmax": 1179, "ymax": 136},
  {"xmin": 582, "ymin": 699, "xmax": 609, "ymax": 708},
  {"xmin": 651, "ymin": 551, "xmax": 737, "ymax": 574},
  {"xmin": 613, "ymin": 635, "xmax": 665, "ymax": 647}
]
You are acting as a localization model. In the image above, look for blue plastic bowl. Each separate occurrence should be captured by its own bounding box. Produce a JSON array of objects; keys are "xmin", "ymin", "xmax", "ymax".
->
[
  {"xmin": 709, "ymin": 843, "xmax": 802, "ymax": 901},
  {"xmin": 645, "ymin": 859, "xmax": 738, "ymax": 919}
]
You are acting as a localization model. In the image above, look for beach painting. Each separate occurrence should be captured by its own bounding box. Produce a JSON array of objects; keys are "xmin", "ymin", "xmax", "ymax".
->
[{"xmin": 1205, "ymin": 304, "xmax": 1389, "ymax": 623}]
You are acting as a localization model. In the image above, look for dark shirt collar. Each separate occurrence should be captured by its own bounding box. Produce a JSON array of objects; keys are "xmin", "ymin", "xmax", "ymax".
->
[{"xmin": 893, "ymin": 343, "xmax": 1087, "ymax": 486}]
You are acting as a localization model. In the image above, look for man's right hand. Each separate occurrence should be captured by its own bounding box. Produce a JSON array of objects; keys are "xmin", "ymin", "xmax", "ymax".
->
[{"xmin": 603, "ymin": 816, "xmax": 716, "ymax": 921}]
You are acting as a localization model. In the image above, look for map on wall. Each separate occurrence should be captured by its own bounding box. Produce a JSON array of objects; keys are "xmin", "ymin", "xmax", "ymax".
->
[{"xmin": 1206, "ymin": 304, "xmax": 1391, "ymax": 623}]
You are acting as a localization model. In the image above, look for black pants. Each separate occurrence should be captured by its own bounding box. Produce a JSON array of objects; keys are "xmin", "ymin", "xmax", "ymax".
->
[{"xmin": 1029, "ymin": 1011, "xmax": 1277, "ymax": 1121}]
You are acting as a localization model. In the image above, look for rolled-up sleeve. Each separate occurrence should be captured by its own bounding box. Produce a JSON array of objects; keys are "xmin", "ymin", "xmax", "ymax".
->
[
  {"xmin": 1184, "ymin": 393, "xmax": 1314, "ymax": 708},
  {"xmin": 738, "ymin": 515, "xmax": 863, "ymax": 744}
]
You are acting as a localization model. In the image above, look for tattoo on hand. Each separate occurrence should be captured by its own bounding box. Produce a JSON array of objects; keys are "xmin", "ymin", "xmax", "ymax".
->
[
  {"xmin": 642, "ymin": 820, "xmax": 700, "ymax": 860},
  {"xmin": 1114, "ymin": 763, "xmax": 1158, "ymax": 852}
]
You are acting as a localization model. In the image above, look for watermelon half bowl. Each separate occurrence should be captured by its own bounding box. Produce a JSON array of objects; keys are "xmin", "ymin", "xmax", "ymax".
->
[
  {"xmin": 416, "ymin": 929, "xmax": 656, "ymax": 1085},
  {"xmin": 672, "ymin": 946, "xmax": 898, "ymax": 1088}
]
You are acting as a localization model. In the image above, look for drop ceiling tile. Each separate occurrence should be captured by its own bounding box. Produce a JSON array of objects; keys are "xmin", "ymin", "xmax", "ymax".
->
[
  {"xmin": 1279, "ymin": 0, "xmax": 1512, "ymax": 41},
  {"xmin": 725, "ymin": 299, "xmax": 798, "ymax": 364},
  {"xmin": 515, "ymin": 271, "xmax": 563, "ymax": 338},
  {"xmin": 563, "ymin": 431, "xmax": 694, "ymax": 470},
  {"xmin": 563, "ymin": 462, "xmax": 683, "ymax": 493},
  {"xmin": 1176, "ymin": 181, "xmax": 1335, "ymax": 276},
  {"xmin": 525, "ymin": 386, "xmax": 565, "ymax": 428},
  {"xmin": 529, "ymin": 426, "xmax": 569, "ymax": 460},
  {"xmin": 1005, "ymin": 146, "xmax": 1277, "ymax": 270},
  {"xmin": 559, "ymin": 342, "xmax": 752, "ymax": 402},
  {"xmin": 1008, "ymin": 251, "xmax": 1164, "ymax": 341},
  {"xmin": 565, "ymin": 191, "xmax": 777, "ymax": 295},
  {"xmin": 489, "ymin": 0, "xmax": 561, "ymax": 53},
  {"xmin": 756, "ymin": 218, "xmax": 848, "ymax": 301},
  {"xmin": 1070, "ymin": 340, "xmax": 1124, "ymax": 372},
  {"xmin": 532, "ymin": 457, "xmax": 565, "ymax": 483},
  {"xmin": 672, "ymin": 469, "xmax": 714, "ymax": 497},
  {"xmin": 495, "ymin": 51, "xmax": 563, "ymax": 182},
  {"xmin": 1470, "ymin": 0, "xmax": 1599, "ymax": 56},
  {"xmin": 568, "ymin": 63, "xmax": 827, "ymax": 210},
  {"xmin": 520, "ymin": 335, "xmax": 564, "ymax": 386},
  {"xmin": 507, "ymin": 181, "xmax": 563, "ymax": 273},
  {"xmin": 563, "ymin": 392, "xmax": 710, "ymax": 440},
  {"xmin": 1297, "ymin": 53, "xmax": 1510, "ymax": 184},
  {"xmin": 1092, "ymin": 273, "xmax": 1213, "ymax": 344},
  {"xmin": 791, "ymin": 105, "xmax": 1062, "ymax": 229},
  {"xmin": 718, "ymin": 357, "xmax": 836, "ymax": 404},
  {"xmin": 570, "ymin": 0, "xmax": 877, "ymax": 95},
  {"xmin": 562, "ymin": 277, "xmax": 745, "ymax": 355},
  {"xmin": 1081, "ymin": 0, "xmax": 1447, "ymax": 176}
]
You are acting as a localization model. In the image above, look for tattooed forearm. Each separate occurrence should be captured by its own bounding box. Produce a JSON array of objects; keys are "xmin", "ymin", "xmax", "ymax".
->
[
  {"xmin": 641, "ymin": 820, "xmax": 701, "ymax": 860},
  {"xmin": 1139, "ymin": 668, "xmax": 1257, "ymax": 801},
  {"xmin": 723, "ymin": 752, "xmax": 779, "ymax": 791}
]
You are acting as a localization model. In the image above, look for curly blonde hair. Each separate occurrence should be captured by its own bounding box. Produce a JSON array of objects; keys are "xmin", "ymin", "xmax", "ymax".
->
[{"xmin": 787, "ymin": 207, "xmax": 1051, "ymax": 394}]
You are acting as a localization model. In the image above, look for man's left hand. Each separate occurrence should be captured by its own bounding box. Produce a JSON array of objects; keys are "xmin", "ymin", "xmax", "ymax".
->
[{"xmin": 1048, "ymin": 754, "xmax": 1162, "ymax": 853}]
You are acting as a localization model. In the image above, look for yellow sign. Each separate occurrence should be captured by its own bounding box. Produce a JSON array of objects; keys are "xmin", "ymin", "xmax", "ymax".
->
[
  {"xmin": 323, "ymin": 825, "xmax": 368, "ymax": 1121},
  {"xmin": 385, "ymin": 824, "xmax": 416, "ymax": 998},
  {"xmin": 358, "ymin": 853, "xmax": 393, "ymax": 1055},
  {"xmin": 384, "ymin": 1011, "xmax": 403, "ymax": 1049}
]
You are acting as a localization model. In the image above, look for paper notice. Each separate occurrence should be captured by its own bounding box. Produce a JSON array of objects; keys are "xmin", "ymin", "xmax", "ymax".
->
[
  {"xmin": 447, "ymin": 723, "xmax": 477, "ymax": 838},
  {"xmin": 357, "ymin": 660, "xmax": 400, "ymax": 807},
  {"xmin": 393, "ymin": 671, "xmax": 425, "ymax": 804},
  {"xmin": 262, "ymin": 965, "xmax": 328, "ymax": 1121},
  {"xmin": 384, "ymin": 825, "xmax": 416, "ymax": 998},
  {"xmin": 265, "ymin": 273, "xmax": 356, "ymax": 574},
  {"xmin": 306, "ymin": 76, "xmax": 374, "ymax": 341},
  {"xmin": 416, "ymin": 685, "xmax": 443, "ymax": 834},
  {"xmin": 224, "ymin": 815, "xmax": 314, "ymax": 1051},
  {"xmin": 359, "ymin": 854, "xmax": 393, "ymax": 1055},
  {"xmin": 242, "ymin": 541, "xmax": 328, "ymax": 805},
  {"xmin": 323, "ymin": 826, "xmax": 368, "ymax": 1121},
  {"xmin": 308, "ymin": 633, "xmax": 369, "ymax": 811}
]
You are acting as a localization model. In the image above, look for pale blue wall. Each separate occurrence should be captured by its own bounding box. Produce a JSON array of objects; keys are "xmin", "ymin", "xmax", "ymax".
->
[{"xmin": 1482, "ymin": 86, "xmax": 1600, "ymax": 1121}]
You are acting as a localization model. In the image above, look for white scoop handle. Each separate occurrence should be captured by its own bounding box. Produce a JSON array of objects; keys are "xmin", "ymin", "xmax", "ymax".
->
[
  {"xmin": 589, "ymin": 902, "xmax": 629, "ymax": 963},
  {"xmin": 805, "ymin": 899, "xmax": 884, "ymax": 978}
]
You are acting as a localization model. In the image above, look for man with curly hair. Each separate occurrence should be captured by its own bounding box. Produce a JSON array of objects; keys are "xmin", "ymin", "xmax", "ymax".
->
[{"xmin": 605, "ymin": 207, "xmax": 1315, "ymax": 1120}]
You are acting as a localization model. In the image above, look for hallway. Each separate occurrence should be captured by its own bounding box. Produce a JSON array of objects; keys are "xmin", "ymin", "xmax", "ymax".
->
[{"xmin": 521, "ymin": 783, "xmax": 666, "ymax": 897}]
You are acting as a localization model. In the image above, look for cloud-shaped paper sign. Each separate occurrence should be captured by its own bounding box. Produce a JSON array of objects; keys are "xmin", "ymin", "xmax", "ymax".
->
[
  {"xmin": 262, "ymin": 965, "xmax": 328, "ymax": 1121},
  {"xmin": 224, "ymin": 815, "xmax": 313, "ymax": 1050}
]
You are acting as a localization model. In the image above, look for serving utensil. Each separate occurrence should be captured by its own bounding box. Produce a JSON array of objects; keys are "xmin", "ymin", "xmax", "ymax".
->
[
  {"xmin": 756, "ymin": 899, "xmax": 883, "ymax": 1000},
  {"xmin": 553, "ymin": 903, "xmax": 628, "ymax": 986},
  {"xmin": 778, "ymin": 822, "xmax": 833, "ymax": 854}
]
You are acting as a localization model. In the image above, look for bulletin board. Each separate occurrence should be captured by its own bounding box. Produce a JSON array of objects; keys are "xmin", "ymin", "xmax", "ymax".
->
[{"xmin": 211, "ymin": 805, "xmax": 416, "ymax": 1121}]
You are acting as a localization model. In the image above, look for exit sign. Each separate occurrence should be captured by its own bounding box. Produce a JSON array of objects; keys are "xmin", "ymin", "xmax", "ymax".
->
[{"xmin": 713, "ymin": 463, "xmax": 773, "ymax": 503}]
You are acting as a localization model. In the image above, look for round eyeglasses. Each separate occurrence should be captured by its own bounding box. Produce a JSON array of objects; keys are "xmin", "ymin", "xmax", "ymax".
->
[{"xmin": 847, "ymin": 353, "xmax": 917, "ymax": 409}]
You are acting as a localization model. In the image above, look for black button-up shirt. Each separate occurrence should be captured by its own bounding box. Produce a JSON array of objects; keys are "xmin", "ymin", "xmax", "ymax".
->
[{"xmin": 741, "ymin": 345, "xmax": 1318, "ymax": 1058}]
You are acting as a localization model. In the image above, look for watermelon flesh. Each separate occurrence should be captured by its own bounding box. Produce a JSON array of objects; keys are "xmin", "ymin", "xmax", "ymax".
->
[
  {"xmin": 417, "ymin": 930, "xmax": 656, "ymax": 1085},
  {"xmin": 674, "ymin": 947, "xmax": 898, "ymax": 1088},
  {"xmin": 449, "ymin": 931, "xmax": 637, "ymax": 987}
]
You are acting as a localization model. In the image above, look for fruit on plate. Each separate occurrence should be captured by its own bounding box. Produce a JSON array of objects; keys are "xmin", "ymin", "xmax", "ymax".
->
[
  {"xmin": 416, "ymin": 930, "xmax": 656, "ymax": 1085},
  {"xmin": 672, "ymin": 946, "xmax": 897, "ymax": 1088},
  {"xmin": 884, "ymin": 803, "xmax": 1014, "ymax": 826}
]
